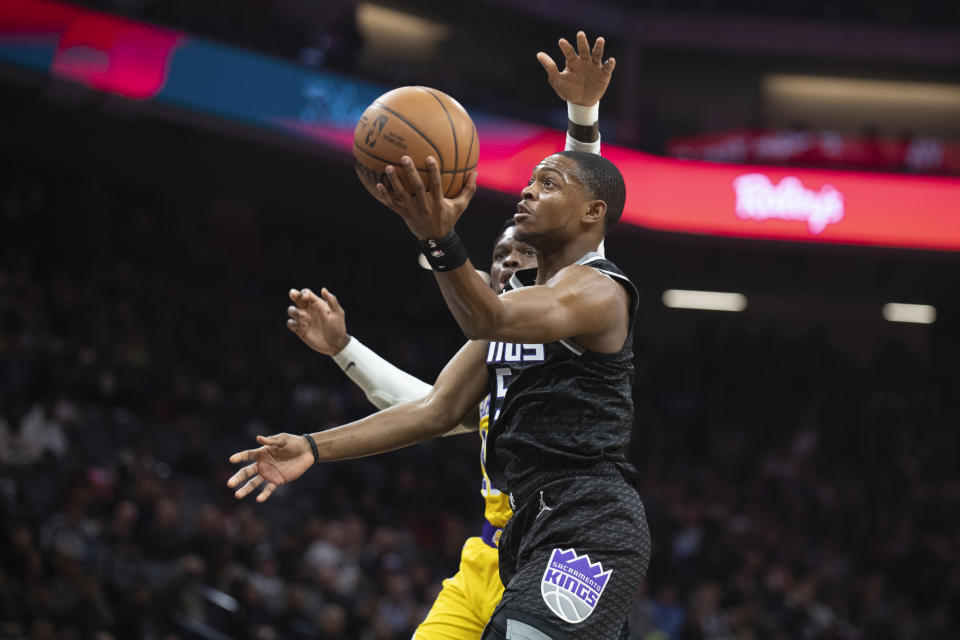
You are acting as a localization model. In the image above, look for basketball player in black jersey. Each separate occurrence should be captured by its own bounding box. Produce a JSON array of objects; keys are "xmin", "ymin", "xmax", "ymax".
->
[
  {"xmin": 228, "ymin": 36, "xmax": 647, "ymax": 639},
  {"xmin": 376, "ymin": 150, "xmax": 649, "ymax": 639},
  {"xmin": 229, "ymin": 153, "xmax": 648, "ymax": 639}
]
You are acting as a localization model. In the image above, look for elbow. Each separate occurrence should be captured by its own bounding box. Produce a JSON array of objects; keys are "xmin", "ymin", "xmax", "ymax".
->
[
  {"xmin": 461, "ymin": 323, "xmax": 485, "ymax": 341},
  {"xmin": 458, "ymin": 311, "xmax": 504, "ymax": 341},
  {"xmin": 461, "ymin": 322, "xmax": 496, "ymax": 341},
  {"xmin": 450, "ymin": 294, "xmax": 508, "ymax": 341}
]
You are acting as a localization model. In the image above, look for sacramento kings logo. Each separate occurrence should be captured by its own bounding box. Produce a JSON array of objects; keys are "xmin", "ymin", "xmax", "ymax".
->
[{"xmin": 541, "ymin": 548, "xmax": 612, "ymax": 623}]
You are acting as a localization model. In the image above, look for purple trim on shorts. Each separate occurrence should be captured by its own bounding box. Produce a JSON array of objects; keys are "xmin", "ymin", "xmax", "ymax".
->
[{"xmin": 482, "ymin": 520, "xmax": 503, "ymax": 548}]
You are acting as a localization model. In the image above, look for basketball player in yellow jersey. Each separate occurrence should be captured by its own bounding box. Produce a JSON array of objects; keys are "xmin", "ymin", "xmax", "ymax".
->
[
  {"xmin": 282, "ymin": 31, "xmax": 613, "ymax": 640},
  {"xmin": 286, "ymin": 221, "xmax": 532, "ymax": 638}
]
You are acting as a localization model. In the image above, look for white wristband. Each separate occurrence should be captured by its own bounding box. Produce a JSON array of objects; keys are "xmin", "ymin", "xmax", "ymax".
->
[
  {"xmin": 331, "ymin": 336, "xmax": 432, "ymax": 410},
  {"xmin": 565, "ymin": 132, "xmax": 601, "ymax": 155},
  {"xmin": 567, "ymin": 101, "xmax": 599, "ymax": 126},
  {"xmin": 331, "ymin": 335, "xmax": 359, "ymax": 369}
]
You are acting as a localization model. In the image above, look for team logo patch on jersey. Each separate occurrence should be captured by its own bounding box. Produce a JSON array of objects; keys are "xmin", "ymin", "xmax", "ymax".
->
[{"xmin": 540, "ymin": 548, "xmax": 612, "ymax": 623}]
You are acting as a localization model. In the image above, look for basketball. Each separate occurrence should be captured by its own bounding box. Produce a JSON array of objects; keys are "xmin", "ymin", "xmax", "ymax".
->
[{"xmin": 353, "ymin": 86, "xmax": 479, "ymax": 200}]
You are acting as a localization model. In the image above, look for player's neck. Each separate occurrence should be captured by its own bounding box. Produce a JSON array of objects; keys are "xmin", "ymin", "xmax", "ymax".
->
[{"xmin": 535, "ymin": 236, "xmax": 604, "ymax": 284}]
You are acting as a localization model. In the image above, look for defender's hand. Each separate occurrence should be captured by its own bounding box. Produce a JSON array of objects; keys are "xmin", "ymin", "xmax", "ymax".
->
[
  {"xmin": 376, "ymin": 156, "xmax": 477, "ymax": 240},
  {"xmin": 227, "ymin": 433, "xmax": 314, "ymax": 503},
  {"xmin": 537, "ymin": 31, "xmax": 615, "ymax": 107},
  {"xmin": 287, "ymin": 287, "xmax": 349, "ymax": 355}
]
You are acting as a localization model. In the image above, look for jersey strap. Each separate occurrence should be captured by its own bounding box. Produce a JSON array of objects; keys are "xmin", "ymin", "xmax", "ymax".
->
[{"xmin": 506, "ymin": 252, "xmax": 639, "ymax": 355}]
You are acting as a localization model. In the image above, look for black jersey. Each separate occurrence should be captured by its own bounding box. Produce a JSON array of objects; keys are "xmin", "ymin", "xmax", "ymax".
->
[{"xmin": 484, "ymin": 252, "xmax": 639, "ymax": 498}]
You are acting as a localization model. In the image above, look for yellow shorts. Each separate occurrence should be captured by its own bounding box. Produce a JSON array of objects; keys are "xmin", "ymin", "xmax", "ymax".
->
[{"xmin": 413, "ymin": 536, "xmax": 504, "ymax": 640}]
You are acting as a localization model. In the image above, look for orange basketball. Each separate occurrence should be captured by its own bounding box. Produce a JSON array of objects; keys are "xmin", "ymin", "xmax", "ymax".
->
[{"xmin": 353, "ymin": 86, "xmax": 479, "ymax": 200}]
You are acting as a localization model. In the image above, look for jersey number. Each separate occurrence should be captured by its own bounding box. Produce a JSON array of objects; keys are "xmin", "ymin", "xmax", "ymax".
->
[{"xmin": 493, "ymin": 366, "xmax": 514, "ymax": 421}]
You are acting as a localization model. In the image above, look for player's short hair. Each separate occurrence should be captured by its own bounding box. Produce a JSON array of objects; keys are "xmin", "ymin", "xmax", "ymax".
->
[
  {"xmin": 558, "ymin": 151, "xmax": 626, "ymax": 233},
  {"xmin": 496, "ymin": 217, "xmax": 517, "ymax": 239},
  {"xmin": 490, "ymin": 218, "xmax": 518, "ymax": 256}
]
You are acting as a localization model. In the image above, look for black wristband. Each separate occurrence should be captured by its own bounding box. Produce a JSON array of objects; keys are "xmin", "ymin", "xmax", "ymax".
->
[
  {"xmin": 568, "ymin": 119, "xmax": 599, "ymax": 143},
  {"xmin": 302, "ymin": 434, "xmax": 319, "ymax": 464},
  {"xmin": 420, "ymin": 230, "xmax": 469, "ymax": 272}
]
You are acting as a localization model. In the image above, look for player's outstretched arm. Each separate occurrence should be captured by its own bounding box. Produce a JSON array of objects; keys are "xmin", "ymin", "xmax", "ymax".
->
[
  {"xmin": 547, "ymin": 31, "xmax": 606, "ymax": 256},
  {"xmin": 547, "ymin": 30, "xmax": 607, "ymax": 258},
  {"xmin": 287, "ymin": 287, "xmax": 474, "ymax": 436},
  {"xmin": 288, "ymin": 287, "xmax": 430, "ymax": 409},
  {"xmin": 227, "ymin": 339, "xmax": 489, "ymax": 502},
  {"xmin": 538, "ymin": 30, "xmax": 614, "ymax": 154}
]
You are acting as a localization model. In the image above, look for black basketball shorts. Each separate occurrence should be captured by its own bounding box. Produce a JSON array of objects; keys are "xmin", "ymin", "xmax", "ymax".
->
[{"xmin": 481, "ymin": 474, "xmax": 651, "ymax": 640}]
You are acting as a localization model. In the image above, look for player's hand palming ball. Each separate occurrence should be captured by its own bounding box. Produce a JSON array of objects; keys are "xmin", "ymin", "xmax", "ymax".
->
[{"xmin": 353, "ymin": 86, "xmax": 479, "ymax": 202}]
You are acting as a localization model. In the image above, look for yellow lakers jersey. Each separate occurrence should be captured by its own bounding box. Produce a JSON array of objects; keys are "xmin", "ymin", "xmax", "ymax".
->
[{"xmin": 478, "ymin": 394, "xmax": 513, "ymax": 532}]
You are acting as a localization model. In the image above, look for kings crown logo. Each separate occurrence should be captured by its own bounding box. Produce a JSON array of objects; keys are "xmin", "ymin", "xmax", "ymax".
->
[{"xmin": 540, "ymin": 548, "xmax": 612, "ymax": 624}]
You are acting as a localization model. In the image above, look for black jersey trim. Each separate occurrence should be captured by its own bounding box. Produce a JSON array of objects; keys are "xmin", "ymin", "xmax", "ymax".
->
[
  {"xmin": 593, "ymin": 268, "xmax": 639, "ymax": 316},
  {"xmin": 504, "ymin": 255, "xmax": 634, "ymax": 352}
]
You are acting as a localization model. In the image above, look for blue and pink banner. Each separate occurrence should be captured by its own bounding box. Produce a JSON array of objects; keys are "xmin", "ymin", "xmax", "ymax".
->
[{"xmin": 2, "ymin": 0, "xmax": 960, "ymax": 251}]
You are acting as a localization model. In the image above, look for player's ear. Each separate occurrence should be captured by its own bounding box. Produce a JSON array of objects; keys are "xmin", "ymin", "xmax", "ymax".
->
[{"xmin": 582, "ymin": 199, "xmax": 607, "ymax": 229}]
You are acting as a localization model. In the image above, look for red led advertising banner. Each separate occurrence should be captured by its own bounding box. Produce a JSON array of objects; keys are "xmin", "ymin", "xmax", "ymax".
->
[
  {"xmin": 478, "ymin": 130, "xmax": 960, "ymax": 250},
  {"xmin": 2, "ymin": 0, "xmax": 960, "ymax": 250}
]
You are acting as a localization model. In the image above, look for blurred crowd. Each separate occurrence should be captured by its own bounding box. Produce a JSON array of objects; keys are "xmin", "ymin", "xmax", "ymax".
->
[
  {"xmin": 630, "ymin": 323, "xmax": 958, "ymax": 639},
  {"xmin": 1, "ymin": 170, "xmax": 957, "ymax": 640}
]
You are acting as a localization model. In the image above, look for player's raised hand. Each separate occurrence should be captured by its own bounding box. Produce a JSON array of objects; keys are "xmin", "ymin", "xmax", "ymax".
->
[
  {"xmin": 287, "ymin": 287, "xmax": 350, "ymax": 355},
  {"xmin": 376, "ymin": 155, "xmax": 478, "ymax": 240},
  {"xmin": 537, "ymin": 31, "xmax": 615, "ymax": 106},
  {"xmin": 227, "ymin": 433, "xmax": 314, "ymax": 503}
]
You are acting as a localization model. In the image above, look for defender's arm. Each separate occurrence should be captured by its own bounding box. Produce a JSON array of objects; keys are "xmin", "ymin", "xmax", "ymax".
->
[
  {"xmin": 287, "ymin": 287, "xmax": 475, "ymax": 435},
  {"xmin": 228, "ymin": 340, "xmax": 489, "ymax": 502},
  {"xmin": 307, "ymin": 339, "xmax": 488, "ymax": 459}
]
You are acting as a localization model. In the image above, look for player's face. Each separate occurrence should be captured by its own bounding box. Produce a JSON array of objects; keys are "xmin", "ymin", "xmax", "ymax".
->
[
  {"xmin": 515, "ymin": 154, "xmax": 590, "ymax": 248},
  {"xmin": 489, "ymin": 225, "xmax": 538, "ymax": 293}
]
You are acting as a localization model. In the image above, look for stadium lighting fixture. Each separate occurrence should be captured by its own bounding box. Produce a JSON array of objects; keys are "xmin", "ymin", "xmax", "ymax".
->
[
  {"xmin": 881, "ymin": 303, "xmax": 936, "ymax": 324},
  {"xmin": 356, "ymin": 3, "xmax": 451, "ymax": 59},
  {"xmin": 662, "ymin": 289, "xmax": 747, "ymax": 312},
  {"xmin": 765, "ymin": 75, "xmax": 960, "ymax": 106}
]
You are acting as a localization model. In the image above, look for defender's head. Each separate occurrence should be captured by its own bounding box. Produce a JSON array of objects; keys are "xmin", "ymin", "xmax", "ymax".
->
[
  {"xmin": 489, "ymin": 218, "xmax": 537, "ymax": 293},
  {"xmin": 514, "ymin": 151, "xmax": 626, "ymax": 249}
]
